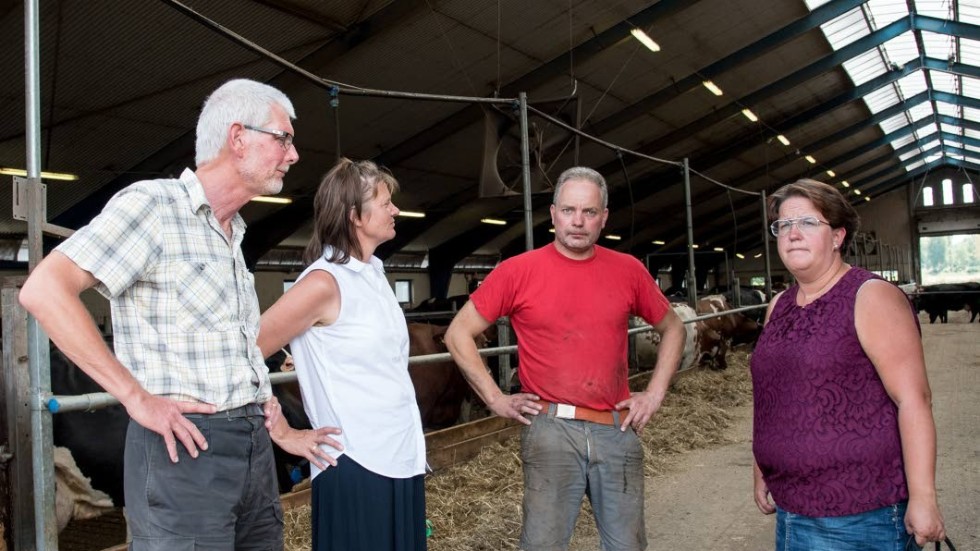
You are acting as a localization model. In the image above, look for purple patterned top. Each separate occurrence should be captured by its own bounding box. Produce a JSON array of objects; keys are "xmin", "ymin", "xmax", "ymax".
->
[{"xmin": 751, "ymin": 267, "xmax": 910, "ymax": 517}]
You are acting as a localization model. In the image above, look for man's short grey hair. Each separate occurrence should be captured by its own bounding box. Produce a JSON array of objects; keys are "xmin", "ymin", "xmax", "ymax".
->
[
  {"xmin": 195, "ymin": 79, "xmax": 296, "ymax": 167},
  {"xmin": 553, "ymin": 166, "xmax": 608, "ymax": 208}
]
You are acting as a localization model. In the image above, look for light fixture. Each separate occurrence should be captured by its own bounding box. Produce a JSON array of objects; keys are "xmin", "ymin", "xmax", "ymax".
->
[
  {"xmin": 864, "ymin": 196, "xmax": 870, "ymax": 202},
  {"xmin": 854, "ymin": 189, "xmax": 862, "ymax": 195},
  {"xmin": 753, "ymin": 253, "xmax": 763, "ymax": 258},
  {"xmin": 691, "ymin": 244, "xmax": 699, "ymax": 249},
  {"xmin": 605, "ymin": 234, "xmax": 622, "ymax": 241},
  {"xmin": 652, "ymin": 240, "xmax": 665, "ymax": 245},
  {"xmin": 251, "ymin": 196, "xmax": 292, "ymax": 204},
  {"xmin": 826, "ymin": 170, "xmax": 836, "ymax": 178},
  {"xmin": 841, "ymin": 180, "xmax": 850, "ymax": 188},
  {"xmin": 0, "ymin": 167, "xmax": 79, "ymax": 181},
  {"xmin": 776, "ymin": 135, "xmax": 791, "ymax": 146},
  {"xmin": 630, "ymin": 28, "xmax": 660, "ymax": 52},
  {"xmin": 702, "ymin": 80, "xmax": 723, "ymax": 96},
  {"xmin": 804, "ymin": 155, "xmax": 816, "ymax": 164},
  {"xmin": 398, "ymin": 211, "xmax": 426, "ymax": 218},
  {"xmin": 480, "ymin": 218, "xmax": 507, "ymax": 225},
  {"xmin": 712, "ymin": 247, "xmax": 723, "ymax": 252},
  {"xmin": 735, "ymin": 253, "xmax": 745, "ymax": 259},
  {"xmin": 548, "ymin": 228, "xmax": 556, "ymax": 233},
  {"xmin": 741, "ymin": 109, "xmax": 758, "ymax": 122}
]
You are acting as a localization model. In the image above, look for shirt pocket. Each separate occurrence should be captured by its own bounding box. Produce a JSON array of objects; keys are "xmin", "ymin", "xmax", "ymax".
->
[{"xmin": 174, "ymin": 261, "xmax": 233, "ymax": 332}]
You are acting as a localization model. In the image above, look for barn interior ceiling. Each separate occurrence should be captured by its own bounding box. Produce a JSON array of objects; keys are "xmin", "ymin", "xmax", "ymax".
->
[{"xmin": 2, "ymin": 0, "xmax": 979, "ymax": 277}]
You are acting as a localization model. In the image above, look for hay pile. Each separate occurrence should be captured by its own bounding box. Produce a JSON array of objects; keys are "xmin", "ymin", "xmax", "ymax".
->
[{"xmin": 284, "ymin": 350, "xmax": 753, "ymax": 551}]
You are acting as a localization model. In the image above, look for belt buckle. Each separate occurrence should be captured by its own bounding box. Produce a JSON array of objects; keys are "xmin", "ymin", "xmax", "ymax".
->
[{"xmin": 554, "ymin": 403, "xmax": 577, "ymax": 419}]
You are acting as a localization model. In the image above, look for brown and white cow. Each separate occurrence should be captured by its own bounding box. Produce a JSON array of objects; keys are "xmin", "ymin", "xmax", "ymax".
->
[{"xmin": 634, "ymin": 295, "xmax": 761, "ymax": 372}]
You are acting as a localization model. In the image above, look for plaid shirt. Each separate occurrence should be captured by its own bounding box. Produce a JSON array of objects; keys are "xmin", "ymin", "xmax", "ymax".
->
[{"xmin": 56, "ymin": 168, "xmax": 271, "ymax": 410}]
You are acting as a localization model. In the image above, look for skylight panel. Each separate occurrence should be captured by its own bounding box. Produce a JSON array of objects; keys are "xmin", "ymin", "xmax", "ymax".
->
[
  {"xmin": 892, "ymin": 135, "xmax": 916, "ymax": 149},
  {"xmin": 900, "ymin": 149, "xmax": 923, "ymax": 161},
  {"xmin": 925, "ymin": 151, "xmax": 944, "ymax": 163},
  {"xmin": 946, "ymin": 138, "xmax": 965, "ymax": 149},
  {"xmin": 863, "ymin": 86, "xmax": 902, "ymax": 113},
  {"xmin": 921, "ymin": 139, "xmax": 942, "ymax": 151},
  {"xmin": 907, "ymin": 102, "xmax": 935, "ymax": 121},
  {"xmin": 966, "ymin": 144, "xmax": 980, "ymax": 153},
  {"xmin": 937, "ymin": 104, "xmax": 962, "ymax": 119},
  {"xmin": 918, "ymin": 123, "xmax": 940, "ymax": 137},
  {"xmin": 930, "ymin": 70, "xmax": 959, "ymax": 93},
  {"xmin": 895, "ymin": 71, "xmax": 928, "ymax": 97},
  {"xmin": 906, "ymin": 159, "xmax": 926, "ymax": 171},
  {"xmin": 881, "ymin": 31, "xmax": 920, "ymax": 65},
  {"xmin": 960, "ymin": 3, "xmax": 980, "ymax": 25},
  {"xmin": 961, "ymin": 75, "xmax": 980, "ymax": 98},
  {"xmin": 941, "ymin": 122, "xmax": 964, "ymax": 134},
  {"xmin": 965, "ymin": 127, "xmax": 980, "ymax": 140},
  {"xmin": 822, "ymin": 8, "xmax": 871, "ymax": 49},
  {"xmin": 843, "ymin": 50, "xmax": 889, "ymax": 85},
  {"xmin": 866, "ymin": 0, "xmax": 910, "ymax": 26},
  {"xmin": 804, "ymin": 0, "xmax": 832, "ymax": 10},
  {"xmin": 961, "ymin": 38, "xmax": 980, "ymax": 65},
  {"xmin": 964, "ymin": 106, "xmax": 980, "ymax": 122},
  {"xmin": 920, "ymin": 31, "xmax": 956, "ymax": 60},
  {"xmin": 881, "ymin": 112, "xmax": 912, "ymax": 134},
  {"xmin": 965, "ymin": 155, "xmax": 980, "ymax": 166},
  {"xmin": 914, "ymin": 0, "xmax": 955, "ymax": 19}
]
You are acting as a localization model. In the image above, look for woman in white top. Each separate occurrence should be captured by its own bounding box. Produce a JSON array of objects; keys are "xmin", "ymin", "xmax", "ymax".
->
[{"xmin": 258, "ymin": 158, "xmax": 427, "ymax": 551}]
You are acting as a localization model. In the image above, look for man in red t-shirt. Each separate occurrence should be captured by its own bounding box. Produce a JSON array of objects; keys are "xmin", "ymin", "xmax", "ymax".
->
[{"xmin": 446, "ymin": 166, "xmax": 685, "ymax": 551}]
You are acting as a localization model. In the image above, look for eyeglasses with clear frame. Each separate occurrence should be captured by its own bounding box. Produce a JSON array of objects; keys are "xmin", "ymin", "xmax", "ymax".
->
[
  {"xmin": 243, "ymin": 124, "xmax": 294, "ymax": 150},
  {"xmin": 770, "ymin": 216, "xmax": 831, "ymax": 237}
]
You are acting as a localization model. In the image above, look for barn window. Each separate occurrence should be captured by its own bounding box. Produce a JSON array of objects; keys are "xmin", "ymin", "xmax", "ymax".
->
[
  {"xmin": 395, "ymin": 279, "xmax": 413, "ymax": 306},
  {"xmin": 964, "ymin": 183, "xmax": 975, "ymax": 204},
  {"xmin": 283, "ymin": 279, "xmax": 295, "ymax": 293},
  {"xmin": 922, "ymin": 187, "xmax": 934, "ymax": 207},
  {"xmin": 942, "ymin": 179, "xmax": 954, "ymax": 205}
]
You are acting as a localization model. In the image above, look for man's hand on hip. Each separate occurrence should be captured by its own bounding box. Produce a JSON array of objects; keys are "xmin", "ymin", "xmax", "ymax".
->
[
  {"xmin": 487, "ymin": 392, "xmax": 542, "ymax": 425},
  {"xmin": 124, "ymin": 391, "xmax": 216, "ymax": 463},
  {"xmin": 615, "ymin": 390, "xmax": 666, "ymax": 434}
]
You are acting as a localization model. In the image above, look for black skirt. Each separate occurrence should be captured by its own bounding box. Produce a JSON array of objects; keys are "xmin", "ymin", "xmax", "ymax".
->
[{"xmin": 311, "ymin": 454, "xmax": 427, "ymax": 551}]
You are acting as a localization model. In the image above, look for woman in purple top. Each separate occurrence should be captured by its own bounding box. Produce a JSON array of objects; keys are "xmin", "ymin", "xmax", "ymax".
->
[{"xmin": 751, "ymin": 179, "xmax": 945, "ymax": 550}]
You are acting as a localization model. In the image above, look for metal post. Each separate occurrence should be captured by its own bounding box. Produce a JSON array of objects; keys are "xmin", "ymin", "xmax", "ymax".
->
[
  {"xmin": 518, "ymin": 93, "xmax": 534, "ymax": 252},
  {"xmin": 4, "ymin": 281, "xmax": 36, "ymax": 551},
  {"xmin": 760, "ymin": 191, "xmax": 773, "ymax": 299},
  {"xmin": 24, "ymin": 0, "xmax": 59, "ymax": 547},
  {"xmin": 683, "ymin": 159, "xmax": 697, "ymax": 308},
  {"xmin": 495, "ymin": 318, "xmax": 514, "ymax": 391}
]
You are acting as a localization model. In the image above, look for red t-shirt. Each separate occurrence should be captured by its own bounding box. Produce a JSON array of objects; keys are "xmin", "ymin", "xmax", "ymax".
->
[{"xmin": 471, "ymin": 243, "xmax": 670, "ymax": 410}]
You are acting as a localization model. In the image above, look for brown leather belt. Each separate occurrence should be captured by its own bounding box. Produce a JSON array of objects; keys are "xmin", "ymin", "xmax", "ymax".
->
[{"xmin": 535, "ymin": 400, "xmax": 627, "ymax": 427}]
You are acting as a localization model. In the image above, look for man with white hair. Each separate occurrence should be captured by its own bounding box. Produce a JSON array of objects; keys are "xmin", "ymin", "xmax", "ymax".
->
[
  {"xmin": 446, "ymin": 166, "xmax": 686, "ymax": 551},
  {"xmin": 21, "ymin": 79, "xmax": 340, "ymax": 550}
]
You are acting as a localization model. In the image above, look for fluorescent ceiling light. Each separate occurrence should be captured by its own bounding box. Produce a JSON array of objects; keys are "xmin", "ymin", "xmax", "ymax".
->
[
  {"xmin": 804, "ymin": 155, "xmax": 817, "ymax": 164},
  {"xmin": 691, "ymin": 244, "xmax": 699, "ymax": 249},
  {"xmin": 630, "ymin": 28, "xmax": 660, "ymax": 52},
  {"xmin": 826, "ymin": 170, "xmax": 836, "ymax": 178},
  {"xmin": 652, "ymin": 240, "xmax": 665, "ymax": 245},
  {"xmin": 251, "ymin": 196, "xmax": 292, "ymax": 204},
  {"xmin": 712, "ymin": 247, "xmax": 724, "ymax": 252},
  {"xmin": 854, "ymin": 189, "xmax": 862, "ymax": 195},
  {"xmin": 548, "ymin": 228, "xmax": 555, "ymax": 233},
  {"xmin": 864, "ymin": 196, "xmax": 870, "ymax": 202},
  {"xmin": 776, "ymin": 135, "xmax": 791, "ymax": 146},
  {"xmin": 0, "ymin": 167, "xmax": 79, "ymax": 181},
  {"xmin": 605, "ymin": 234, "xmax": 622, "ymax": 241},
  {"xmin": 481, "ymin": 218, "xmax": 507, "ymax": 225},
  {"xmin": 398, "ymin": 211, "xmax": 426, "ymax": 218},
  {"xmin": 753, "ymin": 253, "xmax": 762, "ymax": 258},
  {"xmin": 741, "ymin": 109, "xmax": 758, "ymax": 122},
  {"xmin": 735, "ymin": 253, "xmax": 745, "ymax": 259},
  {"xmin": 841, "ymin": 180, "xmax": 850, "ymax": 188},
  {"xmin": 702, "ymin": 80, "xmax": 723, "ymax": 96}
]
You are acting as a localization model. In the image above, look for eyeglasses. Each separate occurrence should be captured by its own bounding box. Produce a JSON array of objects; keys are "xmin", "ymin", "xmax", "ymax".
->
[
  {"xmin": 243, "ymin": 124, "xmax": 294, "ymax": 150},
  {"xmin": 770, "ymin": 216, "xmax": 831, "ymax": 237}
]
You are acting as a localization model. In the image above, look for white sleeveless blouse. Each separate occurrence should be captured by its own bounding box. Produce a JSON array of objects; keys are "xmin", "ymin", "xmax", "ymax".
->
[{"xmin": 289, "ymin": 247, "xmax": 425, "ymax": 479}]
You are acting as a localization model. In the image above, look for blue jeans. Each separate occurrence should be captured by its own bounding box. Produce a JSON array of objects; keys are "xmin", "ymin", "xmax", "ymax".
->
[
  {"xmin": 775, "ymin": 501, "xmax": 921, "ymax": 551},
  {"xmin": 519, "ymin": 408, "xmax": 646, "ymax": 551}
]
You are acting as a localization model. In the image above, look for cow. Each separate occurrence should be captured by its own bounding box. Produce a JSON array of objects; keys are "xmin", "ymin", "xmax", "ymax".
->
[
  {"xmin": 633, "ymin": 295, "xmax": 760, "ymax": 372},
  {"xmin": 915, "ymin": 283, "xmax": 976, "ymax": 323},
  {"xmin": 721, "ymin": 286, "xmax": 768, "ymax": 323}
]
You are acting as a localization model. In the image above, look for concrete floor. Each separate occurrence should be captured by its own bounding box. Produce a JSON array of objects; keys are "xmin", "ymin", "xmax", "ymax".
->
[{"xmin": 572, "ymin": 310, "xmax": 979, "ymax": 551}]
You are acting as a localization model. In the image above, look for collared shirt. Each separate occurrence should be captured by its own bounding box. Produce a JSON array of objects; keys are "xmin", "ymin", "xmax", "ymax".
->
[
  {"xmin": 289, "ymin": 247, "xmax": 426, "ymax": 479},
  {"xmin": 56, "ymin": 168, "xmax": 271, "ymax": 410}
]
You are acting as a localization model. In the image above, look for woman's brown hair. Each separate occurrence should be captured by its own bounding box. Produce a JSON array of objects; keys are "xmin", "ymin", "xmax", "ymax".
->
[
  {"xmin": 767, "ymin": 178, "xmax": 860, "ymax": 250},
  {"xmin": 303, "ymin": 158, "xmax": 399, "ymax": 265}
]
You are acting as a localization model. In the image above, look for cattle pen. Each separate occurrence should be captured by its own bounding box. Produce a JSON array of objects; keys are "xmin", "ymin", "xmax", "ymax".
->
[{"xmin": 2, "ymin": 279, "xmax": 765, "ymax": 551}]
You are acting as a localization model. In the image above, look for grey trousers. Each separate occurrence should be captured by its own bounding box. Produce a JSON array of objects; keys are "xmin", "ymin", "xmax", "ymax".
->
[{"xmin": 124, "ymin": 404, "xmax": 284, "ymax": 551}]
